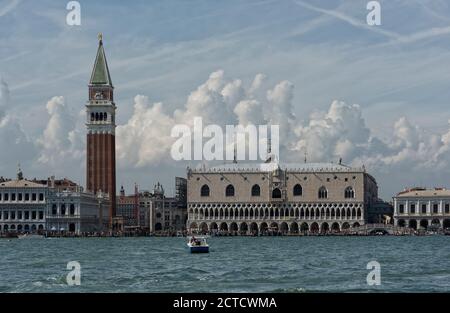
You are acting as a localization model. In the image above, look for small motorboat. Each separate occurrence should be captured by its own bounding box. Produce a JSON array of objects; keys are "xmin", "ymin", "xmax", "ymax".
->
[
  {"xmin": 187, "ymin": 236, "xmax": 209, "ymax": 253},
  {"xmin": 18, "ymin": 233, "xmax": 45, "ymax": 239}
]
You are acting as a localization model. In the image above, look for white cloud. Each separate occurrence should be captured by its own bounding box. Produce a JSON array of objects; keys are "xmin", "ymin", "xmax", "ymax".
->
[
  {"xmin": 116, "ymin": 95, "xmax": 175, "ymax": 168},
  {"xmin": 3, "ymin": 71, "xmax": 450, "ymax": 198},
  {"xmin": 116, "ymin": 70, "xmax": 288, "ymax": 167},
  {"xmin": 37, "ymin": 96, "xmax": 84, "ymax": 168},
  {"xmin": 290, "ymin": 98, "xmax": 450, "ymax": 195},
  {"xmin": 293, "ymin": 100, "xmax": 371, "ymax": 162},
  {"xmin": 30, "ymin": 71, "xmax": 450, "ymax": 187},
  {"xmin": 175, "ymin": 70, "xmax": 237, "ymax": 126},
  {"xmin": 248, "ymin": 73, "xmax": 266, "ymax": 95},
  {"xmin": 0, "ymin": 77, "xmax": 36, "ymax": 171},
  {"xmin": 266, "ymin": 80, "xmax": 296, "ymax": 154},
  {"xmin": 234, "ymin": 99, "xmax": 264, "ymax": 126}
]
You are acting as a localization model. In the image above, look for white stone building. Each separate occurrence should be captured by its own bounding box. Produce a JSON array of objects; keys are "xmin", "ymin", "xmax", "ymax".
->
[
  {"xmin": 0, "ymin": 173, "xmax": 47, "ymax": 233},
  {"xmin": 393, "ymin": 188, "xmax": 450, "ymax": 230},
  {"xmin": 0, "ymin": 169, "xmax": 110, "ymax": 235},
  {"xmin": 46, "ymin": 188, "xmax": 110, "ymax": 234},
  {"xmin": 187, "ymin": 161, "xmax": 378, "ymax": 235}
]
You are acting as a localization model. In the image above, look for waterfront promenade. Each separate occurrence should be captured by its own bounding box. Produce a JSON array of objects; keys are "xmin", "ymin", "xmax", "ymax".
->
[{"xmin": 1, "ymin": 223, "xmax": 446, "ymax": 238}]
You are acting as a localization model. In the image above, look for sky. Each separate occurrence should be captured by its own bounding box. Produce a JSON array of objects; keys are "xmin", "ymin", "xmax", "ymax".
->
[{"xmin": 1, "ymin": 0, "xmax": 450, "ymax": 200}]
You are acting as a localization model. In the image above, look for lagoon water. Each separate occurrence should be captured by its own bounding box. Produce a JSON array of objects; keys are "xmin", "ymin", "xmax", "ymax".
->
[{"xmin": 0, "ymin": 236, "xmax": 449, "ymax": 292}]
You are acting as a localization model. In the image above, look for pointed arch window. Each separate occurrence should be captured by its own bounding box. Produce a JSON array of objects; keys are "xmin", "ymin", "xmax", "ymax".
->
[
  {"xmin": 344, "ymin": 186, "xmax": 355, "ymax": 199},
  {"xmin": 318, "ymin": 186, "xmax": 328, "ymax": 199},
  {"xmin": 200, "ymin": 185, "xmax": 210, "ymax": 197},
  {"xmin": 293, "ymin": 184, "xmax": 302, "ymax": 196},
  {"xmin": 251, "ymin": 184, "xmax": 261, "ymax": 197},
  {"xmin": 272, "ymin": 188, "xmax": 281, "ymax": 199},
  {"xmin": 226, "ymin": 185, "xmax": 235, "ymax": 197}
]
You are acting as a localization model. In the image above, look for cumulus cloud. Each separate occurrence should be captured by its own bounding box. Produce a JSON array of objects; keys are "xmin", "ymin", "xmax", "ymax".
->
[
  {"xmin": 291, "ymin": 98, "xmax": 450, "ymax": 194},
  {"xmin": 293, "ymin": 100, "xmax": 371, "ymax": 162},
  {"xmin": 353, "ymin": 115, "xmax": 449, "ymax": 173},
  {"xmin": 266, "ymin": 80, "xmax": 296, "ymax": 152},
  {"xmin": 117, "ymin": 70, "xmax": 293, "ymax": 167},
  {"xmin": 0, "ymin": 83, "xmax": 84, "ymax": 178},
  {"xmin": 174, "ymin": 70, "xmax": 237, "ymax": 126},
  {"xmin": 37, "ymin": 96, "xmax": 84, "ymax": 168},
  {"xmin": 248, "ymin": 73, "xmax": 266, "ymax": 95},
  {"xmin": 0, "ymin": 77, "xmax": 36, "ymax": 170},
  {"xmin": 116, "ymin": 96, "xmax": 175, "ymax": 167},
  {"xmin": 2, "ymin": 71, "xmax": 450, "ymax": 196},
  {"xmin": 113, "ymin": 70, "xmax": 450, "ymax": 190},
  {"xmin": 234, "ymin": 99, "xmax": 264, "ymax": 126}
]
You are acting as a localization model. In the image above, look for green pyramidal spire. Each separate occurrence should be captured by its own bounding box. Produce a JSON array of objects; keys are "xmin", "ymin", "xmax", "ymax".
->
[{"xmin": 89, "ymin": 33, "xmax": 113, "ymax": 86}]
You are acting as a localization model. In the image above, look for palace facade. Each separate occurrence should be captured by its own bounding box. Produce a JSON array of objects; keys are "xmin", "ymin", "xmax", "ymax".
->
[
  {"xmin": 393, "ymin": 187, "xmax": 450, "ymax": 230},
  {"xmin": 187, "ymin": 161, "xmax": 378, "ymax": 235}
]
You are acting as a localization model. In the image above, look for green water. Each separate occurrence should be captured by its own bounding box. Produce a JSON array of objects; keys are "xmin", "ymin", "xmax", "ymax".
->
[{"xmin": 0, "ymin": 236, "xmax": 449, "ymax": 292}]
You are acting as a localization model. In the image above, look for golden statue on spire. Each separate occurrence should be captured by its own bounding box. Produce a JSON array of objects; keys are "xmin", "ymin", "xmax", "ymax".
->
[{"xmin": 17, "ymin": 162, "xmax": 23, "ymax": 180}]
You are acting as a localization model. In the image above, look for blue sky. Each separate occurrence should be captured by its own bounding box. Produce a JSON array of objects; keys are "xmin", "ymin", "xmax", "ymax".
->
[{"xmin": 1, "ymin": 0, "xmax": 450, "ymax": 199}]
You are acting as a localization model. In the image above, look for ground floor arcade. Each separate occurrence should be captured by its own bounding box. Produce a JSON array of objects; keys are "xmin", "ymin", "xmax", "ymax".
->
[
  {"xmin": 188, "ymin": 219, "xmax": 364, "ymax": 235},
  {"xmin": 395, "ymin": 218, "xmax": 450, "ymax": 230},
  {"xmin": 0, "ymin": 223, "xmax": 45, "ymax": 233}
]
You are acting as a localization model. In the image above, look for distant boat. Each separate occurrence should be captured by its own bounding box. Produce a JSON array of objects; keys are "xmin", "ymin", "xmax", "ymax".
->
[
  {"xmin": 187, "ymin": 236, "xmax": 209, "ymax": 253},
  {"xmin": 18, "ymin": 233, "xmax": 45, "ymax": 239}
]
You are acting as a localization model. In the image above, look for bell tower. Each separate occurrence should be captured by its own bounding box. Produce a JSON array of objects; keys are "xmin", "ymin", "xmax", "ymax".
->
[{"xmin": 86, "ymin": 33, "xmax": 116, "ymax": 227}]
